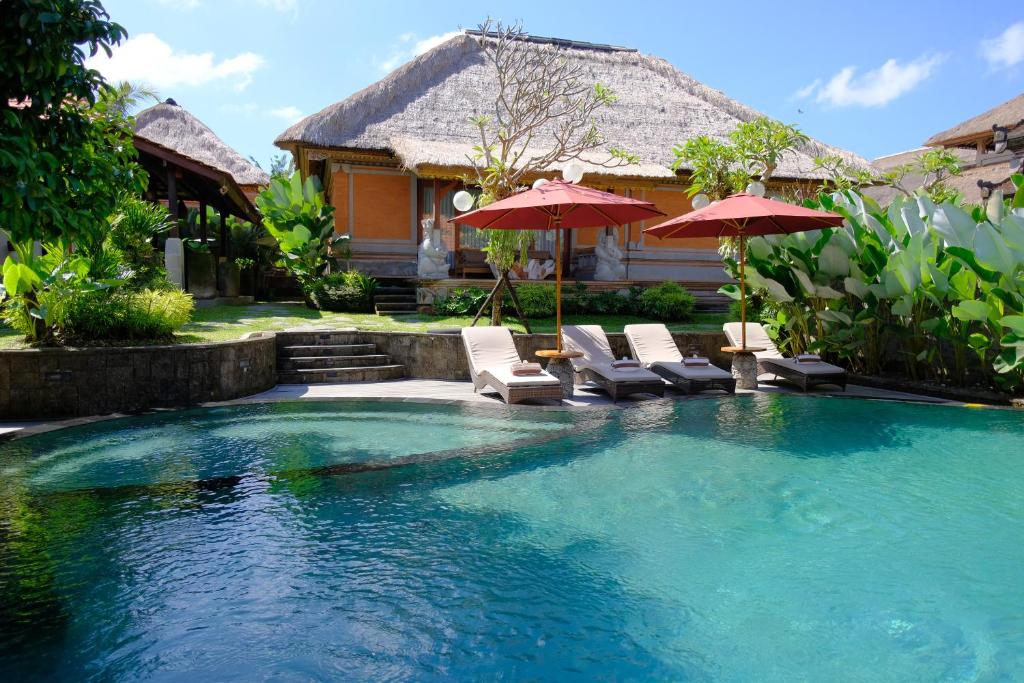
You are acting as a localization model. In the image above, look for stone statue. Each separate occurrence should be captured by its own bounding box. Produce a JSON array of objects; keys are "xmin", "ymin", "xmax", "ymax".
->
[
  {"xmin": 594, "ymin": 228, "xmax": 626, "ymax": 281},
  {"xmin": 417, "ymin": 218, "xmax": 449, "ymax": 279}
]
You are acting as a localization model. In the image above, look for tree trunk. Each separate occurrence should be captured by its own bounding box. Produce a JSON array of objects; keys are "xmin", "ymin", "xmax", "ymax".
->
[{"xmin": 490, "ymin": 274, "xmax": 505, "ymax": 325}]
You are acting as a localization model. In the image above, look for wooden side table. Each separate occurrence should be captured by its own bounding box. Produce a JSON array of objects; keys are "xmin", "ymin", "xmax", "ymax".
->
[
  {"xmin": 536, "ymin": 349, "xmax": 583, "ymax": 398},
  {"xmin": 721, "ymin": 346, "xmax": 765, "ymax": 390}
]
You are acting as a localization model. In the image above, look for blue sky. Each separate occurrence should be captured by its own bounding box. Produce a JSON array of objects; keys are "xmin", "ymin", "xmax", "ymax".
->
[{"xmin": 92, "ymin": 0, "xmax": 1023, "ymax": 171}]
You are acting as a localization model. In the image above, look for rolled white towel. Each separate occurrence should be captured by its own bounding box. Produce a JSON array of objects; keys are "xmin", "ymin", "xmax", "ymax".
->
[
  {"xmin": 611, "ymin": 359, "xmax": 640, "ymax": 369},
  {"xmin": 682, "ymin": 356, "xmax": 710, "ymax": 367},
  {"xmin": 511, "ymin": 361, "xmax": 543, "ymax": 376},
  {"xmin": 796, "ymin": 354, "xmax": 822, "ymax": 364}
]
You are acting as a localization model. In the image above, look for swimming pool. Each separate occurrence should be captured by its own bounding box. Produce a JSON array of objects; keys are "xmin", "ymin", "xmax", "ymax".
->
[{"xmin": 1, "ymin": 396, "xmax": 1022, "ymax": 680}]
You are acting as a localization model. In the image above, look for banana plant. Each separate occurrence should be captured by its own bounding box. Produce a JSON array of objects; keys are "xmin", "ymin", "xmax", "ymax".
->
[{"xmin": 255, "ymin": 172, "xmax": 338, "ymax": 287}]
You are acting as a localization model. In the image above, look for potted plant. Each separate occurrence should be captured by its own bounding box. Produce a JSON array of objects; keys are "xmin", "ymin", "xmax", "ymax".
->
[
  {"xmin": 185, "ymin": 239, "xmax": 217, "ymax": 298},
  {"xmin": 234, "ymin": 257, "xmax": 256, "ymax": 296}
]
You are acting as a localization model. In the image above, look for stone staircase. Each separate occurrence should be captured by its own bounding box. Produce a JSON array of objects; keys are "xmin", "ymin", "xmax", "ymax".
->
[
  {"xmin": 373, "ymin": 282, "xmax": 418, "ymax": 316},
  {"xmin": 276, "ymin": 331, "xmax": 405, "ymax": 384}
]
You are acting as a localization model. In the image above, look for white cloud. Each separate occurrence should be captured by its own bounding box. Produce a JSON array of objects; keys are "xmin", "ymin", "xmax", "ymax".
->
[
  {"xmin": 796, "ymin": 55, "xmax": 944, "ymax": 108},
  {"xmin": 378, "ymin": 30, "xmax": 462, "ymax": 73},
  {"xmin": 792, "ymin": 78, "xmax": 821, "ymax": 100},
  {"xmin": 86, "ymin": 33, "xmax": 265, "ymax": 92},
  {"xmin": 269, "ymin": 106, "xmax": 304, "ymax": 123},
  {"xmin": 981, "ymin": 22, "xmax": 1024, "ymax": 69}
]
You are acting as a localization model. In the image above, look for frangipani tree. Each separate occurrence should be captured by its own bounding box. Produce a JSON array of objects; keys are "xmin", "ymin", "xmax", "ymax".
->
[{"xmin": 463, "ymin": 19, "xmax": 637, "ymax": 325}]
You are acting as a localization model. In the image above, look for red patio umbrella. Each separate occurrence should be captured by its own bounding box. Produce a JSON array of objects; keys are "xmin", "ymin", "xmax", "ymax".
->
[
  {"xmin": 455, "ymin": 179, "xmax": 665, "ymax": 351},
  {"xmin": 644, "ymin": 193, "xmax": 844, "ymax": 349}
]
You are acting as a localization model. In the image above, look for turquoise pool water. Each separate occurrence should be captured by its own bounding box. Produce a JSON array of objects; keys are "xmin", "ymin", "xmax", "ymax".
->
[{"xmin": 1, "ymin": 396, "xmax": 1022, "ymax": 681}]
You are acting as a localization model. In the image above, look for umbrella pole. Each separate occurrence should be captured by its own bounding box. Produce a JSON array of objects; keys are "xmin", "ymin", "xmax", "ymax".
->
[
  {"xmin": 555, "ymin": 223, "xmax": 562, "ymax": 352},
  {"xmin": 739, "ymin": 233, "xmax": 747, "ymax": 349}
]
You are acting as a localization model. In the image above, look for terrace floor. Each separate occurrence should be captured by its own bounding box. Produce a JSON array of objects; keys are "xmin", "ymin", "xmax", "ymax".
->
[
  {"xmin": 241, "ymin": 377, "xmax": 953, "ymax": 409},
  {"xmin": 0, "ymin": 377, "xmax": 957, "ymax": 440}
]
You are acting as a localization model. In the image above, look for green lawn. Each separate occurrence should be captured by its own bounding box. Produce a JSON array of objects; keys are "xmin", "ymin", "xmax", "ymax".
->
[{"xmin": 0, "ymin": 302, "xmax": 728, "ymax": 348}]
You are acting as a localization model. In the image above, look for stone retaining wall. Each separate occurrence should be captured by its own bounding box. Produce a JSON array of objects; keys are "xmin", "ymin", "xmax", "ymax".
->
[
  {"xmin": 0, "ymin": 333, "xmax": 276, "ymax": 420},
  {"xmin": 364, "ymin": 330, "xmax": 730, "ymax": 381}
]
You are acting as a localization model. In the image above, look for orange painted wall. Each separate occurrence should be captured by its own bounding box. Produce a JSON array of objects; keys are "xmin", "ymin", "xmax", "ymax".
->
[
  {"xmin": 352, "ymin": 173, "xmax": 411, "ymax": 240},
  {"xmin": 330, "ymin": 171, "xmax": 348, "ymax": 234},
  {"xmin": 644, "ymin": 189, "xmax": 718, "ymax": 249}
]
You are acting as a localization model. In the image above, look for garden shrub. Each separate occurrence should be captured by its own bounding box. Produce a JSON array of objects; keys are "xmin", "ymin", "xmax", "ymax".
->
[
  {"xmin": 510, "ymin": 284, "xmax": 556, "ymax": 318},
  {"xmin": 432, "ymin": 287, "xmax": 489, "ymax": 316},
  {"xmin": 638, "ymin": 282, "xmax": 697, "ymax": 321},
  {"xmin": 50, "ymin": 289, "xmax": 194, "ymax": 343},
  {"xmin": 303, "ymin": 270, "xmax": 378, "ymax": 313}
]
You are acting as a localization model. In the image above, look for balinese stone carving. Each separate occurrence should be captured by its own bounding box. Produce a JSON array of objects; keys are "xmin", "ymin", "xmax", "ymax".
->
[
  {"xmin": 594, "ymin": 228, "xmax": 626, "ymax": 281},
  {"xmin": 417, "ymin": 219, "xmax": 449, "ymax": 279}
]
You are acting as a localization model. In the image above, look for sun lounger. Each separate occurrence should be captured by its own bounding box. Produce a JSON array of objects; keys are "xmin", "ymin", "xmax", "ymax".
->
[
  {"xmin": 723, "ymin": 322, "xmax": 847, "ymax": 392},
  {"xmin": 624, "ymin": 323, "xmax": 736, "ymax": 395},
  {"xmin": 461, "ymin": 327, "xmax": 563, "ymax": 404},
  {"xmin": 560, "ymin": 325, "xmax": 665, "ymax": 401}
]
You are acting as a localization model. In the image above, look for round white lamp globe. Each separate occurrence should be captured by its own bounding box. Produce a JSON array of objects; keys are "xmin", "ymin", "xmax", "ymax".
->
[
  {"xmin": 532, "ymin": 178, "xmax": 550, "ymax": 190},
  {"xmin": 746, "ymin": 181, "xmax": 766, "ymax": 197},
  {"xmin": 562, "ymin": 161, "xmax": 585, "ymax": 184},
  {"xmin": 691, "ymin": 193, "xmax": 710, "ymax": 210},
  {"xmin": 452, "ymin": 190, "xmax": 475, "ymax": 212}
]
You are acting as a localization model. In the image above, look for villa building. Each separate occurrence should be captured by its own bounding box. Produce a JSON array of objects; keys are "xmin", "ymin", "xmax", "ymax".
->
[
  {"xmin": 872, "ymin": 93, "xmax": 1023, "ymax": 205},
  {"xmin": 274, "ymin": 30, "xmax": 868, "ymax": 300}
]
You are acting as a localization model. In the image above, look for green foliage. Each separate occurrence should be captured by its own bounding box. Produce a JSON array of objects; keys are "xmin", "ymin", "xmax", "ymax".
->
[
  {"xmin": 729, "ymin": 188, "xmax": 1024, "ymax": 393},
  {"xmin": 106, "ymin": 193, "xmax": 173, "ymax": 287},
  {"xmin": 673, "ymin": 117, "xmax": 806, "ymax": 198},
  {"xmin": 256, "ymin": 172, "xmax": 337, "ymax": 286},
  {"xmin": 432, "ymin": 287, "xmax": 490, "ymax": 316},
  {"xmin": 1, "ymin": 0, "xmax": 144, "ymax": 247},
  {"xmin": 512, "ymin": 284, "xmax": 557, "ymax": 318},
  {"xmin": 671, "ymin": 136, "xmax": 748, "ymax": 199},
  {"xmin": 1, "ymin": 240, "xmax": 120, "ymax": 342},
  {"xmin": 302, "ymin": 270, "xmax": 378, "ymax": 313},
  {"xmin": 234, "ymin": 257, "xmax": 255, "ymax": 271},
  {"xmin": 637, "ymin": 282, "xmax": 697, "ymax": 321},
  {"xmin": 48, "ymin": 288, "xmax": 193, "ymax": 344},
  {"xmin": 729, "ymin": 117, "xmax": 809, "ymax": 183}
]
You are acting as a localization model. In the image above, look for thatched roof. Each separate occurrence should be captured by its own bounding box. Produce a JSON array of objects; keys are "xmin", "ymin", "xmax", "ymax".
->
[
  {"xmin": 924, "ymin": 93, "xmax": 1024, "ymax": 147},
  {"xmin": 135, "ymin": 99, "xmax": 269, "ymax": 186},
  {"xmin": 866, "ymin": 147, "xmax": 1002, "ymax": 206},
  {"xmin": 276, "ymin": 32, "xmax": 869, "ymax": 181}
]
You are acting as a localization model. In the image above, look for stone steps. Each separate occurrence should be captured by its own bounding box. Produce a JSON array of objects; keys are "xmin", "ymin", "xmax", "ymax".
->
[
  {"xmin": 274, "ymin": 330, "xmax": 406, "ymax": 384},
  {"xmin": 279, "ymin": 354, "xmax": 393, "ymax": 370},
  {"xmin": 278, "ymin": 343, "xmax": 377, "ymax": 358},
  {"xmin": 277, "ymin": 365, "xmax": 407, "ymax": 385}
]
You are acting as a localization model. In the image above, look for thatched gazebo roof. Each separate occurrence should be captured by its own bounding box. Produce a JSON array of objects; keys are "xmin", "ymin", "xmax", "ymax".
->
[
  {"xmin": 275, "ymin": 31, "xmax": 869, "ymax": 181},
  {"xmin": 133, "ymin": 99, "xmax": 269, "ymax": 221},
  {"xmin": 135, "ymin": 99, "xmax": 269, "ymax": 187},
  {"xmin": 924, "ymin": 93, "xmax": 1024, "ymax": 148}
]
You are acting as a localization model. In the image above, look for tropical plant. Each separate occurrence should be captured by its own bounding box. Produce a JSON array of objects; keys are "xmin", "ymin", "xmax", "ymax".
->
[
  {"xmin": 302, "ymin": 270, "xmax": 378, "ymax": 312},
  {"xmin": 511, "ymin": 284, "xmax": 557, "ymax": 318},
  {"xmin": 638, "ymin": 282, "xmax": 697, "ymax": 322},
  {"xmin": 50, "ymin": 288, "xmax": 193, "ymax": 343},
  {"xmin": 256, "ymin": 172, "xmax": 338, "ymax": 287},
  {"xmin": 673, "ymin": 117, "xmax": 807, "ymax": 199},
  {"xmin": 106, "ymin": 193, "xmax": 173, "ymax": 287},
  {"xmin": 432, "ymin": 287, "xmax": 490, "ymax": 316},
  {"xmin": 721, "ymin": 179, "xmax": 1024, "ymax": 393},
  {"xmin": 462, "ymin": 18, "xmax": 638, "ymax": 324}
]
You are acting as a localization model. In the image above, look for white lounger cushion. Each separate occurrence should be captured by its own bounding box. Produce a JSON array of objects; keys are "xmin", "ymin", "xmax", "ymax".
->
[
  {"xmin": 622, "ymin": 324, "xmax": 684, "ymax": 365},
  {"xmin": 722, "ymin": 323, "xmax": 844, "ymax": 374},
  {"xmin": 461, "ymin": 327, "xmax": 559, "ymax": 390},
  {"xmin": 561, "ymin": 325, "xmax": 660, "ymax": 382}
]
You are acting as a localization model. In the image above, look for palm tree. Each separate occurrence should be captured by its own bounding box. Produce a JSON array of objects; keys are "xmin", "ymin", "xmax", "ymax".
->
[{"xmin": 100, "ymin": 81, "xmax": 159, "ymax": 117}]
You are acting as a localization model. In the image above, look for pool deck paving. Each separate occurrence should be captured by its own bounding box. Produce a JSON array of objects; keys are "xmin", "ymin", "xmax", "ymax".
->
[{"xmin": 0, "ymin": 377, "xmax": 966, "ymax": 440}]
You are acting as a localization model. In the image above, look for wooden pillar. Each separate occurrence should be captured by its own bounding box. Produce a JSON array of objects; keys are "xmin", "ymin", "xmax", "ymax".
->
[
  {"xmin": 199, "ymin": 200, "xmax": 208, "ymax": 243},
  {"xmin": 167, "ymin": 165, "xmax": 179, "ymax": 237},
  {"xmin": 220, "ymin": 208, "xmax": 229, "ymax": 260}
]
